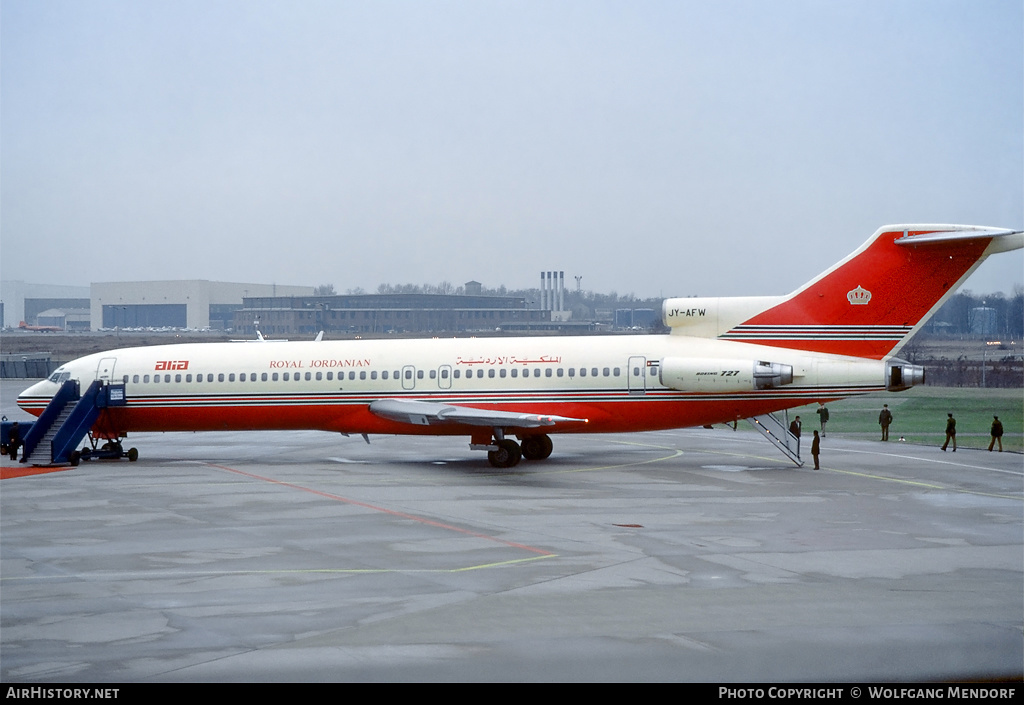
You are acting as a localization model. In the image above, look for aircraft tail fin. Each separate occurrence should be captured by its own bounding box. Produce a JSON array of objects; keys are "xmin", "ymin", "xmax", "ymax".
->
[{"xmin": 664, "ymin": 224, "xmax": 1022, "ymax": 359}]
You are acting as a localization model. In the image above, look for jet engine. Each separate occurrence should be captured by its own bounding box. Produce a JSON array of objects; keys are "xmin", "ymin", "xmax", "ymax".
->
[
  {"xmin": 659, "ymin": 357, "xmax": 794, "ymax": 392},
  {"xmin": 885, "ymin": 358, "xmax": 925, "ymax": 391}
]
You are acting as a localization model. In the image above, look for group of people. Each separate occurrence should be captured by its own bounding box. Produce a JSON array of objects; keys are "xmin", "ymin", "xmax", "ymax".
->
[{"xmin": 786, "ymin": 403, "xmax": 1006, "ymax": 471}]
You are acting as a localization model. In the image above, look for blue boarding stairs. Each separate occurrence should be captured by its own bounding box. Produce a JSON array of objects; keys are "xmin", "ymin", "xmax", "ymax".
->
[{"xmin": 19, "ymin": 380, "xmax": 135, "ymax": 466}]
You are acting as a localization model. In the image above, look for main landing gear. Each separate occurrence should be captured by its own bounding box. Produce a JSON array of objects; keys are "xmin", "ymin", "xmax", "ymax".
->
[
  {"xmin": 477, "ymin": 430, "xmax": 554, "ymax": 469},
  {"xmin": 72, "ymin": 435, "xmax": 139, "ymax": 465}
]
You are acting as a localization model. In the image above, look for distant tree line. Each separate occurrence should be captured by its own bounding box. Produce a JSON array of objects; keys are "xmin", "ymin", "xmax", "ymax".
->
[{"xmin": 925, "ymin": 287, "xmax": 1024, "ymax": 339}]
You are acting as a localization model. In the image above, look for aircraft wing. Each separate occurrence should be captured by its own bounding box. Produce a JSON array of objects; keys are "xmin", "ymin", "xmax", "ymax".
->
[{"xmin": 368, "ymin": 399, "xmax": 587, "ymax": 429}]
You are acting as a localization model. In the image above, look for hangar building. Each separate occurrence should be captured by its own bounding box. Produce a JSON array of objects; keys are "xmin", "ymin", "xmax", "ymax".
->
[{"xmin": 91, "ymin": 281, "xmax": 313, "ymax": 331}]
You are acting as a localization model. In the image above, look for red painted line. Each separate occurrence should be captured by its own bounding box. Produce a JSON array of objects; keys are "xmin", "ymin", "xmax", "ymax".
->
[
  {"xmin": 0, "ymin": 464, "xmax": 74, "ymax": 480},
  {"xmin": 205, "ymin": 462, "xmax": 555, "ymax": 556}
]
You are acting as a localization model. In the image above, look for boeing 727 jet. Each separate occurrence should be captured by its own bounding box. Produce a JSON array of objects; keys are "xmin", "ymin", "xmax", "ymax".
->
[{"xmin": 16, "ymin": 224, "xmax": 1023, "ymax": 468}]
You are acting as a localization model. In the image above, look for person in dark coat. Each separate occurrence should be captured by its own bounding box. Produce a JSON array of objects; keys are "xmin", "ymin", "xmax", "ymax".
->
[
  {"xmin": 816, "ymin": 403, "xmax": 830, "ymax": 437},
  {"xmin": 989, "ymin": 416, "xmax": 1003, "ymax": 452},
  {"xmin": 789, "ymin": 416, "xmax": 801, "ymax": 438},
  {"xmin": 7, "ymin": 422, "xmax": 20, "ymax": 461},
  {"xmin": 878, "ymin": 404, "xmax": 893, "ymax": 441},
  {"xmin": 941, "ymin": 413, "xmax": 957, "ymax": 452},
  {"xmin": 811, "ymin": 430, "xmax": 821, "ymax": 470}
]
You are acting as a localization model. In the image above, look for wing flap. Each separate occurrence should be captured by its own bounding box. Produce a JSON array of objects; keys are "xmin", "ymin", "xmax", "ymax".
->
[{"xmin": 368, "ymin": 399, "xmax": 587, "ymax": 429}]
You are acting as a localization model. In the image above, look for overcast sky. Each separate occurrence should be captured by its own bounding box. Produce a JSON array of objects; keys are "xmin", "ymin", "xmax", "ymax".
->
[{"xmin": 2, "ymin": 0, "xmax": 1021, "ymax": 299}]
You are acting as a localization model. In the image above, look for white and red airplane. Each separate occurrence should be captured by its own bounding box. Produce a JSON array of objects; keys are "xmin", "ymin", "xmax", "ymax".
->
[{"xmin": 16, "ymin": 224, "xmax": 1023, "ymax": 467}]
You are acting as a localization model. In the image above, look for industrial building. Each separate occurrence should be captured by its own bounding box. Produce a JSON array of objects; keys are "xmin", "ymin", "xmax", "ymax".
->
[
  {"xmin": 0, "ymin": 280, "xmax": 90, "ymax": 330},
  {"xmin": 91, "ymin": 281, "xmax": 313, "ymax": 331},
  {"xmin": 233, "ymin": 292, "xmax": 563, "ymax": 336}
]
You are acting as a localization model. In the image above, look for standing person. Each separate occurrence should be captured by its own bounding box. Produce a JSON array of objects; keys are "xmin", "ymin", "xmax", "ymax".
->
[
  {"xmin": 811, "ymin": 430, "xmax": 821, "ymax": 470},
  {"xmin": 789, "ymin": 416, "xmax": 801, "ymax": 438},
  {"xmin": 7, "ymin": 422, "xmax": 20, "ymax": 461},
  {"xmin": 816, "ymin": 403, "xmax": 830, "ymax": 437},
  {"xmin": 878, "ymin": 404, "xmax": 893, "ymax": 441},
  {"xmin": 941, "ymin": 413, "xmax": 957, "ymax": 452},
  {"xmin": 989, "ymin": 416, "xmax": 1003, "ymax": 452}
]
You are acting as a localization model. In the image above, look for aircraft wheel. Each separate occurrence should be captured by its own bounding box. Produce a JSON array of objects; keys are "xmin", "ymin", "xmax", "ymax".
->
[
  {"xmin": 487, "ymin": 439, "xmax": 522, "ymax": 469},
  {"xmin": 127, "ymin": 448, "xmax": 139, "ymax": 462},
  {"xmin": 521, "ymin": 434, "xmax": 553, "ymax": 460},
  {"xmin": 69, "ymin": 451, "xmax": 81, "ymax": 467}
]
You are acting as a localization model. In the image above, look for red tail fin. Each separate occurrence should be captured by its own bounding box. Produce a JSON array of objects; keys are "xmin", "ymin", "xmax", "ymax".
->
[{"xmin": 720, "ymin": 225, "xmax": 1023, "ymax": 359}]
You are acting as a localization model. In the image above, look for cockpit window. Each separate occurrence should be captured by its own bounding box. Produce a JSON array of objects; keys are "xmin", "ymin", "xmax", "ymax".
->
[{"xmin": 47, "ymin": 372, "xmax": 71, "ymax": 384}]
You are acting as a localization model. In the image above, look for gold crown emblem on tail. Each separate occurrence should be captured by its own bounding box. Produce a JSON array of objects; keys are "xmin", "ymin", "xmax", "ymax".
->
[{"xmin": 847, "ymin": 285, "xmax": 872, "ymax": 305}]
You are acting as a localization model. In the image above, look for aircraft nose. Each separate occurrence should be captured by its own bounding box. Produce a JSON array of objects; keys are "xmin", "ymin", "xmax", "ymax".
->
[{"xmin": 17, "ymin": 379, "xmax": 57, "ymax": 416}]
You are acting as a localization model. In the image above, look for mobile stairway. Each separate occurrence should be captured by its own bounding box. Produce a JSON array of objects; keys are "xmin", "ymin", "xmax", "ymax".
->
[{"xmin": 19, "ymin": 380, "xmax": 134, "ymax": 466}]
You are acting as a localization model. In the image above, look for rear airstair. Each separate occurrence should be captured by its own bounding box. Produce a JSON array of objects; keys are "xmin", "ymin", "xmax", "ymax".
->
[
  {"xmin": 746, "ymin": 410, "xmax": 803, "ymax": 467},
  {"xmin": 20, "ymin": 380, "xmax": 127, "ymax": 466}
]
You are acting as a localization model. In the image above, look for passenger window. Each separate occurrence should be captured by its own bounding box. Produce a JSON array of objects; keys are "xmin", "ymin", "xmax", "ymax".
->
[
  {"xmin": 417, "ymin": 370, "xmax": 424, "ymax": 379},
  {"xmin": 207, "ymin": 374, "xmax": 214, "ymax": 382},
  {"xmin": 370, "ymin": 371, "xmax": 377, "ymax": 380},
  {"xmin": 218, "ymin": 373, "xmax": 225, "ymax": 382},
  {"xmin": 488, "ymin": 369, "xmax": 495, "ymax": 378},
  {"xmin": 327, "ymin": 372, "xmax": 333, "ymax": 381},
  {"xmin": 317, "ymin": 372, "xmax": 323, "ymax": 381},
  {"xmin": 381, "ymin": 371, "xmax": 388, "ymax": 380},
  {"xmin": 429, "ymin": 370, "xmax": 436, "ymax": 379},
  {"xmin": 262, "ymin": 373, "xmax": 268, "ymax": 381},
  {"xmin": 175, "ymin": 374, "xmax": 182, "ymax": 383},
  {"xmin": 360, "ymin": 371, "xmax": 366, "ymax": 380},
  {"xmin": 229, "ymin": 374, "xmax": 235, "ymax": 382},
  {"xmin": 568, "ymin": 368, "xmax": 575, "ymax": 378},
  {"xmin": 580, "ymin": 368, "xmax": 587, "ymax": 377},
  {"xmin": 144, "ymin": 375, "xmax": 150, "ymax": 383},
  {"xmin": 499, "ymin": 369, "xmax": 507, "ymax": 378},
  {"xmin": 239, "ymin": 374, "xmax": 245, "ymax": 383},
  {"xmin": 510, "ymin": 369, "xmax": 518, "ymax": 378},
  {"xmin": 603, "ymin": 368, "xmax": 609, "ymax": 377},
  {"xmin": 133, "ymin": 375, "xmax": 140, "ymax": 383},
  {"xmin": 305, "ymin": 372, "xmax": 311, "ymax": 381},
  {"xmin": 272, "ymin": 373, "xmax": 279, "ymax": 381}
]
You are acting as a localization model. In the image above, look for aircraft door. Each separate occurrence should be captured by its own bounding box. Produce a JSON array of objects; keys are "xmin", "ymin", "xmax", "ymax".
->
[
  {"xmin": 628, "ymin": 356, "xmax": 647, "ymax": 395},
  {"xmin": 96, "ymin": 357, "xmax": 117, "ymax": 383},
  {"xmin": 437, "ymin": 365, "xmax": 452, "ymax": 390},
  {"xmin": 401, "ymin": 365, "xmax": 416, "ymax": 391}
]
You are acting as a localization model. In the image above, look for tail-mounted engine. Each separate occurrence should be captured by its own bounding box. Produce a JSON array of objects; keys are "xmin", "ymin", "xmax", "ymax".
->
[
  {"xmin": 659, "ymin": 357, "xmax": 794, "ymax": 393},
  {"xmin": 886, "ymin": 358, "xmax": 925, "ymax": 391}
]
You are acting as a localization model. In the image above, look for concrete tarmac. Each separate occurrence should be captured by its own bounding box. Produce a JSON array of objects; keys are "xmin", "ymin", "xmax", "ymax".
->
[{"xmin": 1, "ymin": 380, "xmax": 1021, "ymax": 682}]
